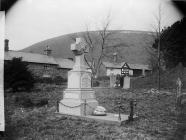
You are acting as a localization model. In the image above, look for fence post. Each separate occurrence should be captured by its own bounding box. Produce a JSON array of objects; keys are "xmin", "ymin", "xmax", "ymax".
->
[
  {"xmin": 56, "ymin": 100, "xmax": 59, "ymax": 112},
  {"xmin": 118, "ymin": 104, "xmax": 121, "ymax": 121},
  {"xmin": 176, "ymin": 77, "xmax": 182, "ymax": 108},
  {"xmin": 84, "ymin": 99, "xmax": 86, "ymax": 116},
  {"xmin": 128, "ymin": 100, "xmax": 134, "ymax": 121}
]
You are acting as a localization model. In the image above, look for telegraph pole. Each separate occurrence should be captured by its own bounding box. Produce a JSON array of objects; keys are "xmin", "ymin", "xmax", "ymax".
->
[{"xmin": 158, "ymin": 21, "xmax": 161, "ymax": 91}]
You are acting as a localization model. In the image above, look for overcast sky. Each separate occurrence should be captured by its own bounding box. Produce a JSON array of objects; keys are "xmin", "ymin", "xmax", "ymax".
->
[{"xmin": 6, "ymin": 0, "xmax": 182, "ymax": 50}]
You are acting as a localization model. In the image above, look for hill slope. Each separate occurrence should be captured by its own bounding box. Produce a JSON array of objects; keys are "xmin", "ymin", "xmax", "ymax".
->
[{"xmin": 21, "ymin": 30, "xmax": 154, "ymax": 65}]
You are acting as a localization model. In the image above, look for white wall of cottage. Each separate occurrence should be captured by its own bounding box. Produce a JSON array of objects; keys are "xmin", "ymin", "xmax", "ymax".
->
[{"xmin": 106, "ymin": 68, "xmax": 133, "ymax": 76}]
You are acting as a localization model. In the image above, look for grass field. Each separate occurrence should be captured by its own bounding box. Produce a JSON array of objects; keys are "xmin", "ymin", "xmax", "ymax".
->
[{"xmin": 1, "ymin": 83, "xmax": 186, "ymax": 140}]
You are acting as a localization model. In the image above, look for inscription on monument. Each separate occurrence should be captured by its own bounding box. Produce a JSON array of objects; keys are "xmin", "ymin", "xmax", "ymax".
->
[{"xmin": 81, "ymin": 73, "xmax": 91, "ymax": 88}]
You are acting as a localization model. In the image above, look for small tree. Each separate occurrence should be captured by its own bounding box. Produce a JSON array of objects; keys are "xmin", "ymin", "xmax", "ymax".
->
[
  {"xmin": 4, "ymin": 57, "xmax": 35, "ymax": 92},
  {"xmin": 71, "ymin": 14, "xmax": 120, "ymax": 79},
  {"xmin": 83, "ymin": 22, "xmax": 112, "ymax": 78},
  {"xmin": 153, "ymin": 17, "xmax": 186, "ymax": 68}
]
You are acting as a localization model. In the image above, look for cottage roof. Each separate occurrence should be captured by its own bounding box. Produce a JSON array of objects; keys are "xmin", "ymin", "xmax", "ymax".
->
[
  {"xmin": 102, "ymin": 62, "xmax": 122, "ymax": 69},
  {"xmin": 126, "ymin": 63, "xmax": 151, "ymax": 70},
  {"xmin": 55, "ymin": 58, "xmax": 74, "ymax": 69},
  {"xmin": 102, "ymin": 61, "xmax": 151, "ymax": 70},
  {"xmin": 4, "ymin": 51, "xmax": 58, "ymax": 65}
]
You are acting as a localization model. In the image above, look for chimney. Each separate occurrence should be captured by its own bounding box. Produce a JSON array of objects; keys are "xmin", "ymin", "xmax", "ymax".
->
[
  {"xmin": 44, "ymin": 45, "xmax": 52, "ymax": 56},
  {"xmin": 4, "ymin": 39, "xmax": 9, "ymax": 52},
  {"xmin": 113, "ymin": 52, "xmax": 117, "ymax": 63}
]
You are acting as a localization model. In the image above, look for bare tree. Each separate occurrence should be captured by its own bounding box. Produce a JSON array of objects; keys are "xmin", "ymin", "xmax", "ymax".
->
[
  {"xmin": 156, "ymin": 4, "xmax": 162, "ymax": 91},
  {"xmin": 145, "ymin": 45, "xmax": 159, "ymax": 73},
  {"xmin": 146, "ymin": 4, "xmax": 163, "ymax": 91},
  {"xmin": 83, "ymin": 20, "xmax": 112, "ymax": 78},
  {"xmin": 71, "ymin": 14, "xmax": 117, "ymax": 79}
]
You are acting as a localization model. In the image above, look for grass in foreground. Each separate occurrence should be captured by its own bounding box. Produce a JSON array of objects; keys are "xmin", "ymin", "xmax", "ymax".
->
[{"xmin": 1, "ymin": 84, "xmax": 185, "ymax": 140}]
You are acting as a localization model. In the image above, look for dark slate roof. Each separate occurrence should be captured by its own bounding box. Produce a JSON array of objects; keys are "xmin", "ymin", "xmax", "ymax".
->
[
  {"xmin": 4, "ymin": 51, "xmax": 58, "ymax": 65},
  {"xmin": 102, "ymin": 61, "xmax": 151, "ymax": 70},
  {"xmin": 55, "ymin": 58, "xmax": 74, "ymax": 69},
  {"xmin": 102, "ymin": 62, "xmax": 121, "ymax": 69}
]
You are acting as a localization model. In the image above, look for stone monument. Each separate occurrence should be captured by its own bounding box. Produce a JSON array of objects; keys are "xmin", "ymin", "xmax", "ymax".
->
[{"xmin": 59, "ymin": 38, "xmax": 98, "ymax": 116}]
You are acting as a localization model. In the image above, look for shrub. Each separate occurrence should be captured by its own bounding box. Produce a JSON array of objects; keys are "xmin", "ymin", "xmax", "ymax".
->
[
  {"xmin": 32, "ymin": 98, "xmax": 48, "ymax": 107},
  {"xmin": 92, "ymin": 80, "xmax": 100, "ymax": 87},
  {"xmin": 15, "ymin": 95, "xmax": 48, "ymax": 108},
  {"xmin": 34, "ymin": 76, "xmax": 67, "ymax": 85},
  {"xmin": 53, "ymin": 76, "xmax": 67, "ymax": 85},
  {"xmin": 4, "ymin": 57, "xmax": 35, "ymax": 92},
  {"xmin": 97, "ymin": 76, "xmax": 110, "ymax": 81},
  {"xmin": 113, "ymin": 74, "xmax": 122, "ymax": 87},
  {"xmin": 15, "ymin": 96, "xmax": 33, "ymax": 107},
  {"xmin": 41, "ymin": 77, "xmax": 53, "ymax": 84},
  {"xmin": 34, "ymin": 76, "xmax": 53, "ymax": 84}
]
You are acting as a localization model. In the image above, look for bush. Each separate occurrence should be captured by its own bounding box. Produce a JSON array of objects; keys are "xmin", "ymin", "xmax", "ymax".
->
[
  {"xmin": 34, "ymin": 76, "xmax": 52, "ymax": 84},
  {"xmin": 32, "ymin": 98, "xmax": 48, "ymax": 107},
  {"xmin": 34, "ymin": 76, "xmax": 67, "ymax": 85},
  {"xmin": 15, "ymin": 95, "xmax": 48, "ymax": 108},
  {"xmin": 92, "ymin": 80, "xmax": 100, "ymax": 87},
  {"xmin": 97, "ymin": 76, "xmax": 110, "ymax": 81},
  {"xmin": 4, "ymin": 57, "xmax": 35, "ymax": 92},
  {"xmin": 53, "ymin": 76, "xmax": 67, "ymax": 85},
  {"xmin": 15, "ymin": 96, "xmax": 33, "ymax": 107},
  {"xmin": 41, "ymin": 77, "xmax": 53, "ymax": 84},
  {"xmin": 119, "ymin": 75, "xmax": 124, "ymax": 87}
]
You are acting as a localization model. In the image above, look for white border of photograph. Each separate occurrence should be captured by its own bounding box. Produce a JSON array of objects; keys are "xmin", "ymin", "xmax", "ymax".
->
[{"xmin": 0, "ymin": 11, "xmax": 5, "ymax": 132}]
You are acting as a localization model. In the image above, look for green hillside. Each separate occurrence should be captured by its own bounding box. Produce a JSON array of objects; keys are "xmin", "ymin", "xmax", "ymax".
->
[
  {"xmin": 132, "ymin": 63, "xmax": 186, "ymax": 90},
  {"xmin": 21, "ymin": 30, "xmax": 154, "ymax": 65}
]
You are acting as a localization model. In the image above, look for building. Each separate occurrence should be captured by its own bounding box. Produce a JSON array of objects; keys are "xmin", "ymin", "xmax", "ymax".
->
[
  {"xmin": 4, "ymin": 39, "xmax": 151, "ymax": 79},
  {"xmin": 102, "ymin": 61, "xmax": 151, "ymax": 77},
  {"xmin": 4, "ymin": 39, "xmax": 74, "ymax": 79},
  {"xmin": 101, "ymin": 52, "xmax": 152, "ymax": 77}
]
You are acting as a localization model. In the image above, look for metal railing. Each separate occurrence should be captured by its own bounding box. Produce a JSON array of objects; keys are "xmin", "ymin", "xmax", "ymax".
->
[{"xmin": 57, "ymin": 98, "xmax": 137, "ymax": 121}]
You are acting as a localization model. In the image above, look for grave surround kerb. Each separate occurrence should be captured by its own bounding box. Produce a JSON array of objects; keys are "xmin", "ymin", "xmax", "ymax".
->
[{"xmin": 59, "ymin": 38, "xmax": 98, "ymax": 116}]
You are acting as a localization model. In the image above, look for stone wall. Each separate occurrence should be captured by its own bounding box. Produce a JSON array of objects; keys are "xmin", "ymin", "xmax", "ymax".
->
[{"xmin": 27, "ymin": 63, "xmax": 69, "ymax": 79}]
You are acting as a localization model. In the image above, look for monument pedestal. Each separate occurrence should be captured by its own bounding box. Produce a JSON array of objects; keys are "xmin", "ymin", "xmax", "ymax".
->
[{"xmin": 59, "ymin": 88, "xmax": 98, "ymax": 116}]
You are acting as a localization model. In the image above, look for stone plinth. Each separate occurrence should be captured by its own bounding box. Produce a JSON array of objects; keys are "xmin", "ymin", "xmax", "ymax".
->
[
  {"xmin": 55, "ymin": 112, "xmax": 138, "ymax": 126},
  {"xmin": 59, "ymin": 97, "xmax": 98, "ymax": 116},
  {"xmin": 59, "ymin": 70, "xmax": 98, "ymax": 116},
  {"xmin": 123, "ymin": 76, "xmax": 130, "ymax": 89},
  {"xmin": 59, "ymin": 38, "xmax": 98, "ymax": 116}
]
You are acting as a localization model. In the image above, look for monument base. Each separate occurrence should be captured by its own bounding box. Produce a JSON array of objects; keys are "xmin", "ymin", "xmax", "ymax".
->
[
  {"xmin": 55, "ymin": 112, "xmax": 138, "ymax": 126},
  {"xmin": 59, "ymin": 88, "xmax": 98, "ymax": 116}
]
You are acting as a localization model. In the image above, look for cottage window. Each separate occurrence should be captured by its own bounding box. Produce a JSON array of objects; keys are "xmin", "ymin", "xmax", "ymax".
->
[{"xmin": 44, "ymin": 64, "xmax": 49, "ymax": 70}]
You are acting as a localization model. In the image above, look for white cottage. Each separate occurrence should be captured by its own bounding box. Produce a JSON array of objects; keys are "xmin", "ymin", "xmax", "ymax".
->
[{"xmin": 102, "ymin": 61, "xmax": 151, "ymax": 77}]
